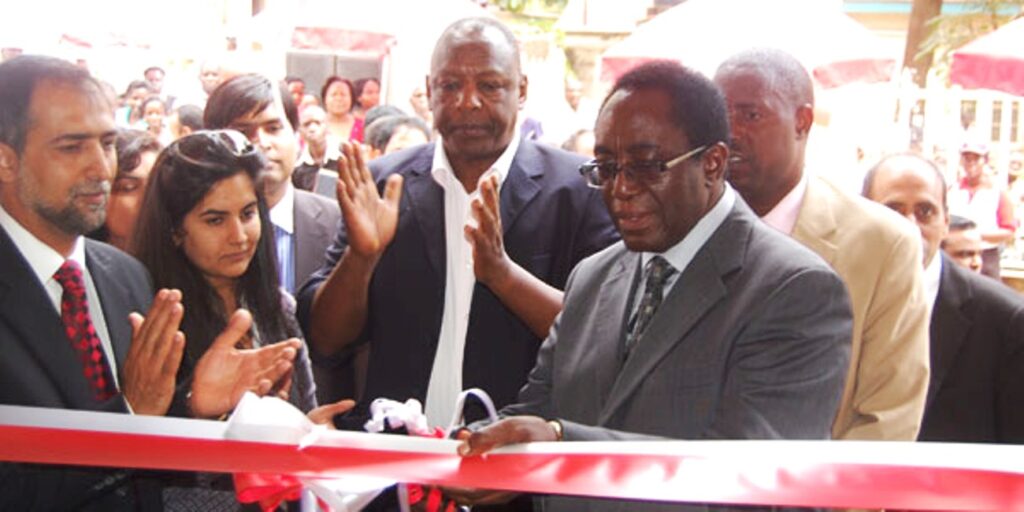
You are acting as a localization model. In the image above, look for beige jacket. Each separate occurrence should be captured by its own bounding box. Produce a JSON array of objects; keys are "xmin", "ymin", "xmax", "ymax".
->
[{"xmin": 793, "ymin": 176, "xmax": 931, "ymax": 440}]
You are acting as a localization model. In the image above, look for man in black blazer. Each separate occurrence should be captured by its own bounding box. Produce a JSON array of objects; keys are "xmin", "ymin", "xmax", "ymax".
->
[
  {"xmin": 203, "ymin": 74, "xmax": 349, "ymax": 403},
  {"xmin": 297, "ymin": 17, "xmax": 617, "ymax": 430},
  {"xmin": 864, "ymin": 152, "xmax": 1024, "ymax": 443},
  {"xmin": 0, "ymin": 56, "xmax": 303, "ymax": 510}
]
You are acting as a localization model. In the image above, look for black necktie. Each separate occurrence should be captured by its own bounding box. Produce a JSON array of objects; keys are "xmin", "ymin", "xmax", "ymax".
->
[{"xmin": 625, "ymin": 256, "xmax": 676, "ymax": 356}]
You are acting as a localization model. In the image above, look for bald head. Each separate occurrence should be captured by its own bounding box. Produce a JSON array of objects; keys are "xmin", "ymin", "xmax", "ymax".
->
[
  {"xmin": 713, "ymin": 48, "xmax": 815, "ymax": 216},
  {"xmin": 716, "ymin": 48, "xmax": 814, "ymax": 110},
  {"xmin": 863, "ymin": 152, "xmax": 947, "ymax": 210},
  {"xmin": 430, "ymin": 17, "xmax": 520, "ymax": 76},
  {"xmin": 863, "ymin": 152, "xmax": 949, "ymax": 267}
]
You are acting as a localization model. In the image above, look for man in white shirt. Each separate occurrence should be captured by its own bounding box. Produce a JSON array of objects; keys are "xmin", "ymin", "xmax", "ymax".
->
[
  {"xmin": 298, "ymin": 17, "xmax": 617, "ymax": 429},
  {"xmin": 292, "ymin": 104, "xmax": 340, "ymax": 191}
]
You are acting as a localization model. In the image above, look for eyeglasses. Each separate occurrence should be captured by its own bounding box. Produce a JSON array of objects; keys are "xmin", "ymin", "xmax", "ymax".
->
[
  {"xmin": 165, "ymin": 129, "xmax": 259, "ymax": 168},
  {"xmin": 578, "ymin": 145, "xmax": 707, "ymax": 189}
]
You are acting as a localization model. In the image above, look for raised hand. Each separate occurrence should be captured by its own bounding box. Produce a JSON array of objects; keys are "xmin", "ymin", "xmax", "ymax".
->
[
  {"xmin": 121, "ymin": 289, "xmax": 187, "ymax": 416},
  {"xmin": 188, "ymin": 309, "xmax": 300, "ymax": 419},
  {"xmin": 466, "ymin": 174, "xmax": 511, "ymax": 288},
  {"xmin": 335, "ymin": 141, "xmax": 403, "ymax": 258}
]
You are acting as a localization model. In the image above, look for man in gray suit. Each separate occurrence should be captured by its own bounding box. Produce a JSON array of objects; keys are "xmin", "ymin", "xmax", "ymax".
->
[{"xmin": 453, "ymin": 61, "xmax": 852, "ymax": 510}]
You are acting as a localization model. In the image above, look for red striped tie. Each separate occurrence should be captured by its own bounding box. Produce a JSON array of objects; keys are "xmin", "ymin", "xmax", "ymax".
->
[{"xmin": 54, "ymin": 260, "xmax": 116, "ymax": 401}]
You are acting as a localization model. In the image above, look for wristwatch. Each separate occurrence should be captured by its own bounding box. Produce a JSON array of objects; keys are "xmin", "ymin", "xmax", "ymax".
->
[{"xmin": 546, "ymin": 419, "xmax": 564, "ymax": 441}]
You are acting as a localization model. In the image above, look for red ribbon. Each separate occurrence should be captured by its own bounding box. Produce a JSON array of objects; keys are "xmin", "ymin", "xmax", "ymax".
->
[
  {"xmin": 234, "ymin": 473, "xmax": 304, "ymax": 511},
  {"xmin": 0, "ymin": 409, "xmax": 1022, "ymax": 511}
]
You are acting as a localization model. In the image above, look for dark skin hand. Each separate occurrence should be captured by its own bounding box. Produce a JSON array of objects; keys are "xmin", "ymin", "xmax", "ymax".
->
[
  {"xmin": 465, "ymin": 174, "xmax": 511, "ymax": 288},
  {"xmin": 307, "ymin": 141, "xmax": 402, "ymax": 354},
  {"xmin": 122, "ymin": 288, "xmax": 187, "ymax": 415},
  {"xmin": 335, "ymin": 141, "xmax": 403, "ymax": 259},
  {"xmin": 464, "ymin": 175, "xmax": 563, "ymax": 339},
  {"xmin": 441, "ymin": 416, "xmax": 558, "ymax": 506}
]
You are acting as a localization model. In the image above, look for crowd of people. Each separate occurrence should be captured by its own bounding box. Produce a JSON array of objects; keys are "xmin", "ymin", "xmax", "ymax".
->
[{"xmin": 0, "ymin": 14, "xmax": 1022, "ymax": 512}]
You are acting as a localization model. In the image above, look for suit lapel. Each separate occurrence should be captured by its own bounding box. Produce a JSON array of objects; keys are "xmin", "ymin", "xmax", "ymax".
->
[
  {"xmin": 0, "ymin": 229, "xmax": 93, "ymax": 407},
  {"xmin": 85, "ymin": 242, "xmax": 134, "ymax": 371},
  {"xmin": 401, "ymin": 146, "xmax": 445, "ymax": 277},
  {"xmin": 583, "ymin": 252, "xmax": 637, "ymax": 409},
  {"xmin": 500, "ymin": 142, "xmax": 542, "ymax": 236},
  {"xmin": 598, "ymin": 203, "xmax": 748, "ymax": 424},
  {"xmin": 927, "ymin": 257, "xmax": 972, "ymax": 407},
  {"xmin": 791, "ymin": 177, "xmax": 838, "ymax": 266},
  {"xmin": 293, "ymin": 193, "xmax": 330, "ymax": 283}
]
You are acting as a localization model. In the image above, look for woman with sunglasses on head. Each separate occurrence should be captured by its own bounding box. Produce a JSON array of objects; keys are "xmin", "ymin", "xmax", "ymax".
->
[
  {"xmin": 133, "ymin": 130, "xmax": 350, "ymax": 508},
  {"xmin": 133, "ymin": 130, "xmax": 353, "ymax": 415}
]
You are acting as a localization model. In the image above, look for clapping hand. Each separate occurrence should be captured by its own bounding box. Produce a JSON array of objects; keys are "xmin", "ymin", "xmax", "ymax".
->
[
  {"xmin": 122, "ymin": 289, "xmax": 187, "ymax": 416},
  {"xmin": 188, "ymin": 309, "xmax": 300, "ymax": 419},
  {"xmin": 465, "ymin": 174, "xmax": 511, "ymax": 289}
]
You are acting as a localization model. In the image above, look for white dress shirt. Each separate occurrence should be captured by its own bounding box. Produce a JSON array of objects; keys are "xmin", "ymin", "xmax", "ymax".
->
[
  {"xmin": 924, "ymin": 250, "xmax": 943, "ymax": 310},
  {"xmin": 634, "ymin": 185, "xmax": 737, "ymax": 311},
  {"xmin": 0, "ymin": 205, "xmax": 119, "ymax": 388},
  {"xmin": 423, "ymin": 130, "xmax": 521, "ymax": 426}
]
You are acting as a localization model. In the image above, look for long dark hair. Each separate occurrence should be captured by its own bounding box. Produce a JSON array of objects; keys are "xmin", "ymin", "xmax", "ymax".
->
[{"xmin": 132, "ymin": 130, "xmax": 286, "ymax": 363}]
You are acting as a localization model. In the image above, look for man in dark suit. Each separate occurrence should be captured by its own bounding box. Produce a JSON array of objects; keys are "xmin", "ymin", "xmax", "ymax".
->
[
  {"xmin": 297, "ymin": 16, "xmax": 617, "ymax": 430},
  {"xmin": 864, "ymin": 152, "xmax": 1024, "ymax": 443},
  {"xmin": 452, "ymin": 61, "xmax": 853, "ymax": 512},
  {"xmin": 0, "ymin": 55, "xmax": 303, "ymax": 510},
  {"xmin": 203, "ymin": 74, "xmax": 350, "ymax": 403}
]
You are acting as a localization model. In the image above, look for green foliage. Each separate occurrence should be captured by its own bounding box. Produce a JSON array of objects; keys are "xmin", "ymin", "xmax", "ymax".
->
[
  {"xmin": 918, "ymin": 0, "xmax": 1024, "ymax": 84},
  {"xmin": 489, "ymin": 0, "xmax": 567, "ymax": 14}
]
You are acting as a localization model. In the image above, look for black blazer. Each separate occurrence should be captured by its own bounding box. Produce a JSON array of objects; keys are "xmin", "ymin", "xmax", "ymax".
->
[
  {"xmin": 919, "ymin": 255, "xmax": 1024, "ymax": 443},
  {"xmin": 298, "ymin": 140, "xmax": 618, "ymax": 424},
  {"xmin": 0, "ymin": 227, "xmax": 162, "ymax": 510}
]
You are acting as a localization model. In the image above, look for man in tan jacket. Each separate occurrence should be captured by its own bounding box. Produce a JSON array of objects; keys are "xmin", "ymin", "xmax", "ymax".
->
[{"xmin": 714, "ymin": 49, "xmax": 930, "ymax": 440}]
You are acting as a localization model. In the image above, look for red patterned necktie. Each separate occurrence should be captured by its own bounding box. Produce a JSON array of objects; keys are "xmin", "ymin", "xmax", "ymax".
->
[{"xmin": 54, "ymin": 260, "xmax": 116, "ymax": 401}]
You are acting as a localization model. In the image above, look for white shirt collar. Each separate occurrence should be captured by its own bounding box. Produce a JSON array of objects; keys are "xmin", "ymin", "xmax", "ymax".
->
[
  {"xmin": 269, "ymin": 182, "xmax": 296, "ymax": 234},
  {"xmin": 298, "ymin": 143, "xmax": 340, "ymax": 167},
  {"xmin": 642, "ymin": 184, "xmax": 737, "ymax": 273},
  {"xmin": 924, "ymin": 250, "xmax": 943, "ymax": 309},
  {"xmin": 761, "ymin": 173, "xmax": 808, "ymax": 235},
  {"xmin": 0, "ymin": 204, "xmax": 86, "ymax": 288},
  {"xmin": 431, "ymin": 129, "xmax": 521, "ymax": 193}
]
